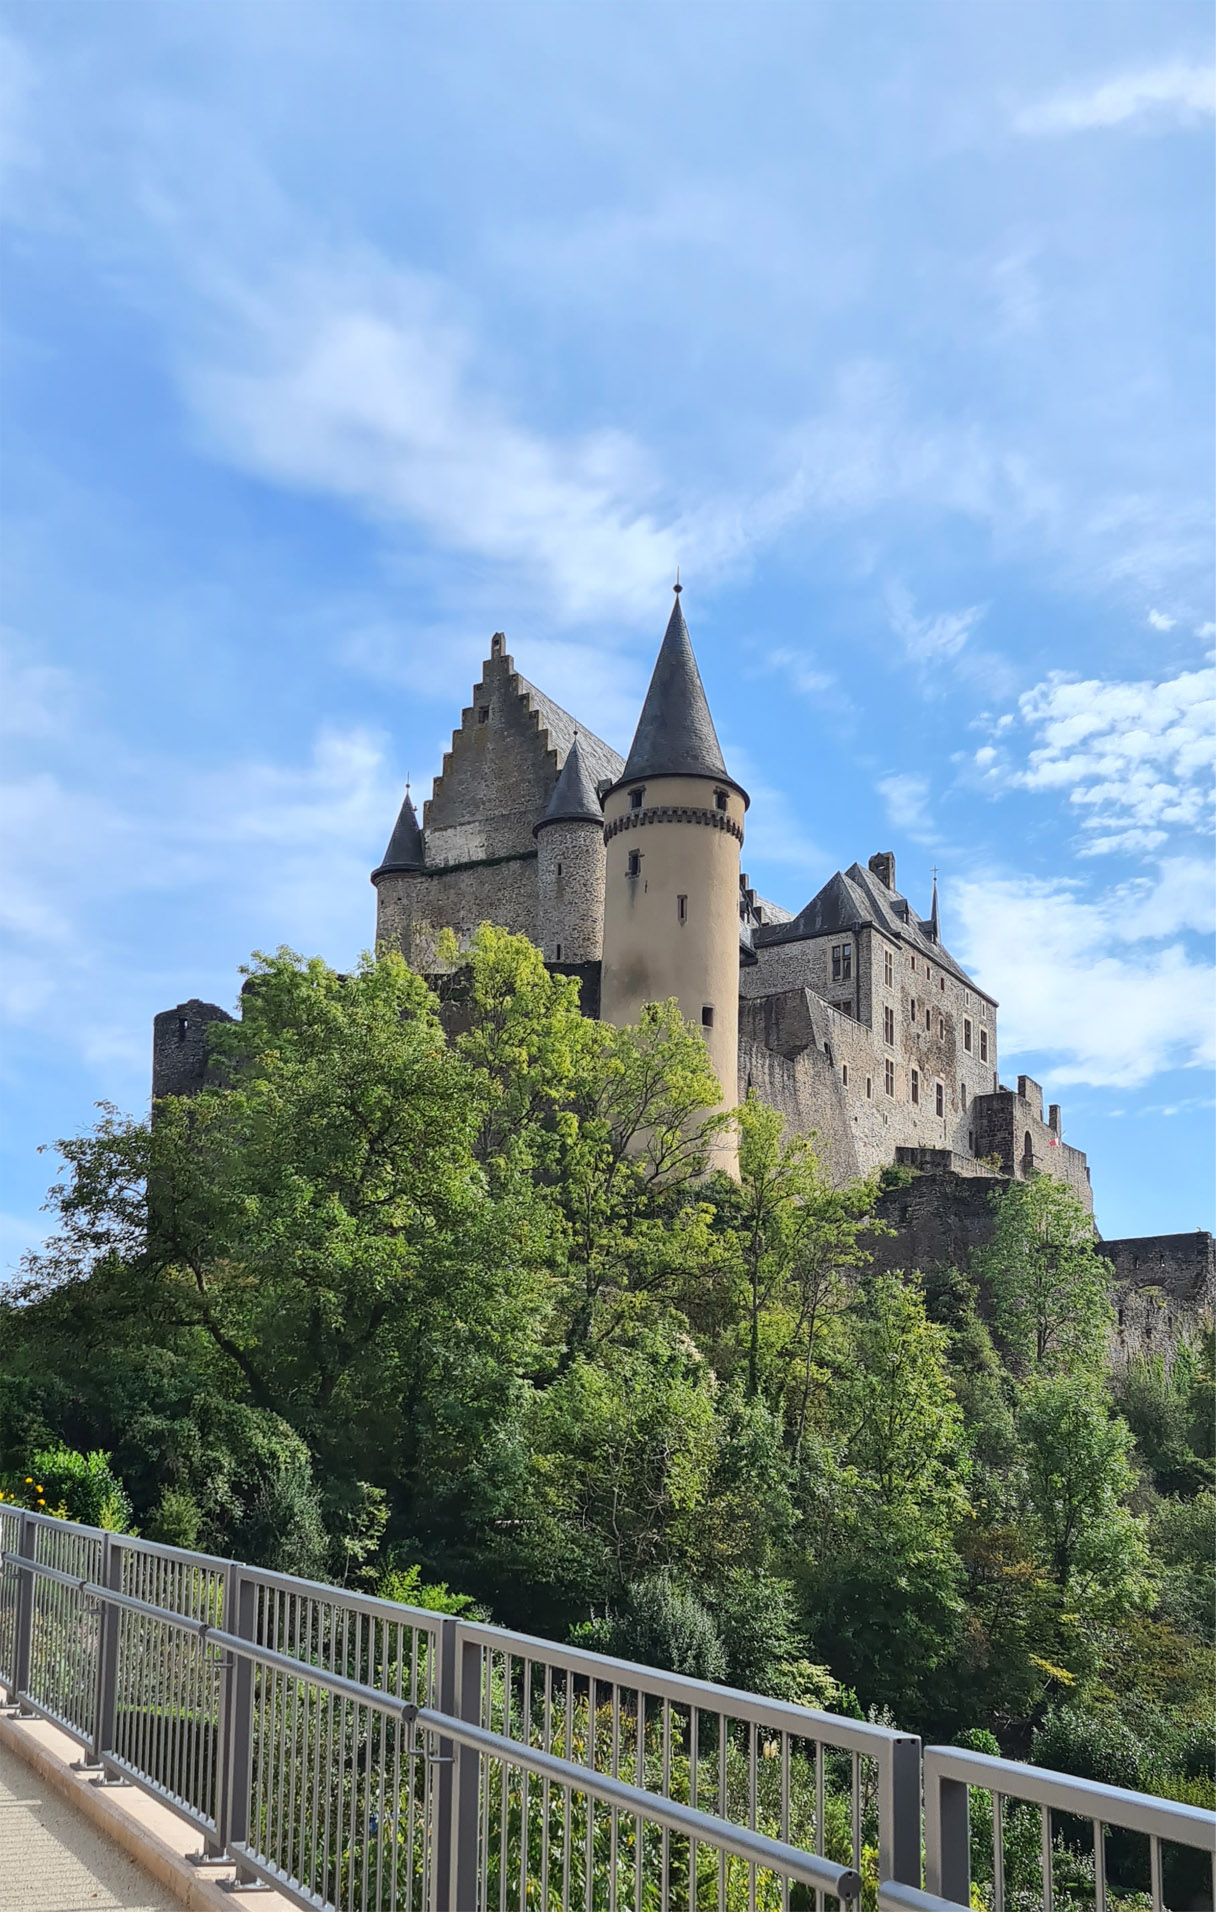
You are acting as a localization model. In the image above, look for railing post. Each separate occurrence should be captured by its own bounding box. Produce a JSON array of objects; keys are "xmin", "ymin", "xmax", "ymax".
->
[
  {"xmin": 11, "ymin": 1512, "xmax": 36, "ymax": 1714},
  {"xmin": 217, "ymin": 1567, "xmax": 259, "ymax": 1882},
  {"xmin": 880, "ymin": 1734, "xmax": 923, "ymax": 1886},
  {"xmin": 85, "ymin": 1533, "xmax": 123, "ymax": 1766},
  {"xmin": 924, "ymin": 1754, "xmax": 970, "ymax": 1906},
  {"xmin": 430, "ymin": 1619, "xmax": 458, "ymax": 1912},
  {"xmin": 451, "ymin": 1631, "xmax": 482, "ymax": 1912}
]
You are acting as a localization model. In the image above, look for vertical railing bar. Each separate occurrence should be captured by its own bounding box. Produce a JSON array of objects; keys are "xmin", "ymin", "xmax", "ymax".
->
[
  {"xmin": 541, "ymin": 1662, "xmax": 552, "ymax": 1912},
  {"xmin": 519, "ymin": 1657, "xmax": 531, "ymax": 1912},
  {"xmin": 662, "ymin": 1694, "xmax": 672, "ymax": 1909},
  {"xmin": 717, "ymin": 1714, "xmax": 727, "ymax": 1912},
  {"xmin": 814, "ymin": 1740, "xmax": 825, "ymax": 1912},
  {"xmin": 1149, "ymin": 1834, "xmax": 1163, "ymax": 1912},
  {"xmin": 748, "ymin": 1719, "xmax": 758, "ymax": 1912},
  {"xmin": 994, "ymin": 1794, "xmax": 1005, "ymax": 1912},
  {"xmin": 1040, "ymin": 1803, "xmax": 1053, "ymax": 1912},
  {"xmin": 689, "ymin": 1704, "xmax": 700, "ymax": 1912},
  {"xmin": 1092, "ymin": 1817, "xmax": 1104, "ymax": 1912},
  {"xmin": 780, "ymin": 1732, "xmax": 791, "ymax": 1912},
  {"xmin": 851, "ymin": 1747, "xmax": 861, "ymax": 1873}
]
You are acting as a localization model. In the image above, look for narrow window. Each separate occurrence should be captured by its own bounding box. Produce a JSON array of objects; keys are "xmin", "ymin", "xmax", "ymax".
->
[
  {"xmin": 555, "ymin": 943, "xmax": 563, "ymax": 960},
  {"xmin": 935, "ymin": 1081, "xmax": 944, "ymax": 1117},
  {"xmin": 177, "ymin": 1017, "xmax": 189, "ymax": 1042},
  {"xmin": 911, "ymin": 1069, "xmax": 920, "ymax": 1106},
  {"xmin": 556, "ymin": 862, "xmax": 563, "ymax": 876},
  {"xmin": 630, "ymin": 787, "xmax": 644, "ymax": 810},
  {"xmin": 478, "ymin": 704, "xmax": 490, "ymax": 724},
  {"xmin": 910, "ymin": 956, "xmax": 916, "ymax": 972},
  {"xmin": 838, "ymin": 1000, "xmax": 852, "ymax": 1018},
  {"xmin": 714, "ymin": 789, "xmax": 728, "ymax": 812},
  {"xmin": 964, "ymin": 1018, "xmax": 973, "ymax": 1053},
  {"xmin": 968, "ymin": 1129, "xmax": 974, "ymax": 1151},
  {"xmin": 885, "ymin": 1059, "xmax": 895, "ymax": 1096},
  {"xmin": 960, "ymin": 1083, "xmax": 967, "ymax": 1110},
  {"xmin": 910, "ymin": 997, "xmax": 917, "ymax": 1018},
  {"xmin": 842, "ymin": 1063, "xmax": 849, "ymax": 1086},
  {"xmin": 884, "ymin": 949, "xmax": 894, "ymax": 987},
  {"xmin": 832, "ymin": 944, "xmax": 843, "ymax": 981},
  {"xmin": 925, "ymin": 1008, "xmax": 931, "ymax": 1031},
  {"xmin": 866, "ymin": 1075, "xmax": 872, "ymax": 1100},
  {"xmin": 677, "ymin": 894, "xmax": 687, "ymax": 923},
  {"xmin": 842, "ymin": 945, "xmax": 852, "ymax": 980},
  {"xmin": 627, "ymin": 850, "xmax": 641, "ymax": 877},
  {"xmin": 965, "ymin": 990, "xmax": 971, "ymax": 1007},
  {"xmin": 980, "ymin": 1028, "xmax": 989, "ymax": 1062},
  {"xmin": 940, "ymin": 976, "xmax": 945, "ymax": 993},
  {"xmin": 702, "ymin": 1005, "xmax": 714, "ymax": 1028},
  {"xmin": 823, "ymin": 1040, "xmax": 833, "ymax": 1061},
  {"xmin": 884, "ymin": 1006, "xmax": 895, "ymax": 1045}
]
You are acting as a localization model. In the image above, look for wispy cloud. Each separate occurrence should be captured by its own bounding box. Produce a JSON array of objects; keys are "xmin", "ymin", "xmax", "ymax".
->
[
  {"xmin": 877, "ymin": 771, "xmax": 934, "ymax": 842},
  {"xmin": 1014, "ymin": 63, "xmax": 1215, "ymax": 137},
  {"xmin": 952, "ymin": 858, "xmax": 1214, "ymax": 1088},
  {"xmin": 972, "ymin": 663, "xmax": 1216, "ymax": 851},
  {"xmin": 888, "ymin": 582, "xmax": 985, "ymax": 665},
  {"xmin": 1147, "ymin": 608, "xmax": 1176, "ymax": 632}
]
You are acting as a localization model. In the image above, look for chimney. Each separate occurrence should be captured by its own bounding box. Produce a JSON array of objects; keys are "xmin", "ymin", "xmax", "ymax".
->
[{"xmin": 869, "ymin": 851, "xmax": 896, "ymax": 890}]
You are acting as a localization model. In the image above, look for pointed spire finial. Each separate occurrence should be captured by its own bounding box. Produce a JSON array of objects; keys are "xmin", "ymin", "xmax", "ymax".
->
[
  {"xmin": 929, "ymin": 867, "xmax": 940, "ymax": 939},
  {"xmin": 673, "ymin": 567, "xmax": 681, "ymax": 596}
]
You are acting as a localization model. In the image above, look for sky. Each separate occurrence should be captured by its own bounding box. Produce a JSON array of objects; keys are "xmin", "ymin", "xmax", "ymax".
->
[{"xmin": 1, "ymin": 0, "xmax": 1213, "ymax": 1262}]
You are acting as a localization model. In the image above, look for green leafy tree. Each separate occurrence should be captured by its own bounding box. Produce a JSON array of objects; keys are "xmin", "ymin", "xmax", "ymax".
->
[{"xmin": 976, "ymin": 1177, "xmax": 1114, "ymax": 1377}]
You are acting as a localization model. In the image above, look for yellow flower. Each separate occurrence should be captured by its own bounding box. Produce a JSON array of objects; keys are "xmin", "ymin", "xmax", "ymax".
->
[{"xmin": 24, "ymin": 1477, "xmax": 32, "ymax": 1484}]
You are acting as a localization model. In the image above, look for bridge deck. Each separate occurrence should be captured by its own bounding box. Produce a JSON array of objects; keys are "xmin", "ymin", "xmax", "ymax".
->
[{"xmin": 0, "ymin": 1735, "xmax": 176, "ymax": 1912}]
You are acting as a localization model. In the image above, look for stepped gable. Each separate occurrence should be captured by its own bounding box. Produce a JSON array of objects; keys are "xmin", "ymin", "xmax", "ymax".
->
[
  {"xmin": 515, "ymin": 674, "xmax": 623, "ymax": 792},
  {"xmin": 534, "ymin": 735, "xmax": 604, "ymax": 832},
  {"xmin": 372, "ymin": 790, "xmax": 424, "ymax": 878},
  {"xmin": 615, "ymin": 593, "xmax": 746, "ymax": 798}
]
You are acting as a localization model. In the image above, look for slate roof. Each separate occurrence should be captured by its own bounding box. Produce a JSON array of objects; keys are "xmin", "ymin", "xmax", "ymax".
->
[
  {"xmin": 535, "ymin": 735, "xmax": 604, "ymax": 832},
  {"xmin": 616, "ymin": 595, "xmax": 746, "ymax": 798},
  {"xmin": 373, "ymin": 790, "xmax": 424, "ymax": 877},
  {"xmin": 516, "ymin": 675, "xmax": 624, "ymax": 791},
  {"xmin": 755, "ymin": 859, "xmax": 995, "ymax": 1003}
]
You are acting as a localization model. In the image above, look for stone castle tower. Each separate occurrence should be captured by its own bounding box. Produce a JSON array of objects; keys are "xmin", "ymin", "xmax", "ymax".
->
[{"xmin": 599, "ymin": 590, "xmax": 747, "ymax": 1171}]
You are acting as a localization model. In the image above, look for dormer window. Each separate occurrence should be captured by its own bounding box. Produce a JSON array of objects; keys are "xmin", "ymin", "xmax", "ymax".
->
[
  {"xmin": 714, "ymin": 789, "xmax": 728, "ymax": 812},
  {"xmin": 630, "ymin": 788, "xmax": 644, "ymax": 810}
]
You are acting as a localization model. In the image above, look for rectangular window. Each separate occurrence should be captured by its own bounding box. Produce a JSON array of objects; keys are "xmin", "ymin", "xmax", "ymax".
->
[
  {"xmin": 714, "ymin": 789, "xmax": 728, "ymax": 812},
  {"xmin": 831, "ymin": 943, "xmax": 852, "ymax": 981},
  {"xmin": 627, "ymin": 850, "xmax": 641, "ymax": 877},
  {"xmin": 630, "ymin": 787, "xmax": 644, "ymax": 810},
  {"xmin": 478, "ymin": 704, "xmax": 490, "ymax": 724},
  {"xmin": 940, "ymin": 976, "xmax": 945, "ymax": 993},
  {"xmin": 910, "ymin": 956, "xmax": 916, "ymax": 972},
  {"xmin": 885, "ymin": 1059, "xmax": 895, "ymax": 1096},
  {"xmin": 555, "ymin": 943, "xmax": 563, "ymax": 961},
  {"xmin": 935, "ymin": 1081, "xmax": 944, "ymax": 1117},
  {"xmin": 701, "ymin": 1005, "xmax": 714, "ymax": 1028},
  {"xmin": 965, "ymin": 990, "xmax": 971, "ymax": 1007},
  {"xmin": 980, "ymin": 1028, "xmax": 989, "ymax": 1062},
  {"xmin": 866, "ymin": 1075, "xmax": 872, "ymax": 1099},
  {"xmin": 556, "ymin": 862, "xmax": 563, "ymax": 877},
  {"xmin": 961, "ymin": 1083, "xmax": 967, "ymax": 1110},
  {"xmin": 968, "ymin": 1130, "xmax": 974, "ymax": 1151},
  {"xmin": 832, "ymin": 944, "xmax": 842, "ymax": 980},
  {"xmin": 925, "ymin": 1008, "xmax": 931, "ymax": 1031},
  {"xmin": 964, "ymin": 1018, "xmax": 973, "ymax": 1053},
  {"xmin": 884, "ymin": 950, "xmax": 894, "ymax": 987},
  {"xmin": 677, "ymin": 894, "xmax": 687, "ymax": 923},
  {"xmin": 842, "ymin": 1063, "xmax": 849, "ymax": 1086},
  {"xmin": 938, "ymin": 1016, "xmax": 945, "ymax": 1038},
  {"xmin": 842, "ymin": 945, "xmax": 852, "ymax": 980},
  {"xmin": 884, "ymin": 1006, "xmax": 895, "ymax": 1045},
  {"xmin": 911, "ymin": 1068, "xmax": 920, "ymax": 1105}
]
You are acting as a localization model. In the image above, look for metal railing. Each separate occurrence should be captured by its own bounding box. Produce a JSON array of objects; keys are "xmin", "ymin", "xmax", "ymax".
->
[
  {"xmin": 923, "ymin": 1744, "xmax": 1216, "ymax": 1912},
  {"xmin": 1, "ymin": 1508, "xmax": 1212, "ymax": 1912}
]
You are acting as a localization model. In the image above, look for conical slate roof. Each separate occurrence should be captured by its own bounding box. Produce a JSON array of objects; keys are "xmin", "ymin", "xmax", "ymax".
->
[
  {"xmin": 618, "ymin": 593, "xmax": 745, "ymax": 798},
  {"xmin": 535, "ymin": 736, "xmax": 604, "ymax": 833},
  {"xmin": 372, "ymin": 789, "xmax": 423, "ymax": 877}
]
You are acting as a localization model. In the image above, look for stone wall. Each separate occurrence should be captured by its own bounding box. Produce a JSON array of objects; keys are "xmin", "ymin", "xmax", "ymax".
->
[
  {"xmin": 376, "ymin": 852, "xmax": 540, "ymax": 967},
  {"xmin": 151, "ymin": 999, "xmax": 234, "ymax": 1099},
  {"xmin": 865, "ymin": 1167, "xmax": 1005, "ymax": 1278},
  {"xmin": 972, "ymin": 1075, "xmax": 1093, "ymax": 1211},
  {"xmin": 1098, "ymin": 1231, "xmax": 1215, "ymax": 1360},
  {"xmin": 537, "ymin": 818, "xmax": 605, "ymax": 965}
]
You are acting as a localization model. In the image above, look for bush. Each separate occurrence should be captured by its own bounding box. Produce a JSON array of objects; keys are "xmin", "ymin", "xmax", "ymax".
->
[
  {"xmin": 13, "ymin": 1445, "xmax": 133, "ymax": 1530},
  {"xmin": 145, "ymin": 1488, "xmax": 202, "ymax": 1551},
  {"xmin": 571, "ymin": 1572, "xmax": 727, "ymax": 1682},
  {"xmin": 1032, "ymin": 1707, "xmax": 1145, "ymax": 1791}
]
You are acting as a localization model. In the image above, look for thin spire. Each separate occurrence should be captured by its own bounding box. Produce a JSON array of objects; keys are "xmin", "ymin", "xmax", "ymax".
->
[
  {"xmin": 929, "ymin": 867, "xmax": 940, "ymax": 940},
  {"xmin": 618, "ymin": 588, "xmax": 745, "ymax": 796}
]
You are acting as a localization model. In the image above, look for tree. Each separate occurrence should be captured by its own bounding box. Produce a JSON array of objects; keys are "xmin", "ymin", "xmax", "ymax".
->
[{"xmin": 976, "ymin": 1177, "xmax": 1114, "ymax": 1378}]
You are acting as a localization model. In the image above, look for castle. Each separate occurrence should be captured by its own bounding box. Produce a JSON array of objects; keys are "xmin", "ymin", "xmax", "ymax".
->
[
  {"xmin": 153, "ymin": 587, "xmax": 1215, "ymax": 1336},
  {"xmin": 367, "ymin": 589, "xmax": 1093, "ymax": 1198}
]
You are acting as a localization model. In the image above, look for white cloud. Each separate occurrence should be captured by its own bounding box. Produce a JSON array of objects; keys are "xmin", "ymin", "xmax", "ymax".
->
[
  {"xmin": 975, "ymin": 664, "xmax": 1216, "ymax": 847},
  {"xmin": 1015, "ymin": 63, "xmax": 1215, "ymax": 137},
  {"xmin": 888, "ymin": 582, "xmax": 985, "ymax": 665},
  {"xmin": 764, "ymin": 648, "xmax": 838, "ymax": 698},
  {"xmin": 1147, "ymin": 608, "xmax": 1176, "ymax": 632},
  {"xmin": 952, "ymin": 859, "xmax": 1214, "ymax": 1088},
  {"xmin": 878, "ymin": 771, "xmax": 934, "ymax": 840},
  {"xmin": 1197, "ymin": 622, "xmax": 1216, "ymax": 640}
]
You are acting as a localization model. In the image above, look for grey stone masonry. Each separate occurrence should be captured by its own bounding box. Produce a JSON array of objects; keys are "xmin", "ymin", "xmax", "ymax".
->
[
  {"xmin": 1099, "ymin": 1231, "xmax": 1215, "ymax": 1360},
  {"xmin": 972, "ymin": 1074, "xmax": 1092, "ymax": 1211},
  {"xmin": 536, "ymin": 818, "xmax": 605, "ymax": 965},
  {"xmin": 152, "ymin": 999, "xmax": 234, "ymax": 1100}
]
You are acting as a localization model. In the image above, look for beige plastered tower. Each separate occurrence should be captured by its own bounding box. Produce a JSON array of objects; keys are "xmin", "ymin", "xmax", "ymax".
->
[{"xmin": 599, "ymin": 589, "xmax": 748, "ymax": 1174}]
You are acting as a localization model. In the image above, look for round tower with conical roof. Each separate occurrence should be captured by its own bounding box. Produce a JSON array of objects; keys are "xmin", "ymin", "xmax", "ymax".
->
[
  {"xmin": 535, "ymin": 736, "xmax": 606, "ymax": 965},
  {"xmin": 371, "ymin": 787, "xmax": 425, "ymax": 959},
  {"xmin": 599, "ymin": 588, "xmax": 747, "ymax": 1171}
]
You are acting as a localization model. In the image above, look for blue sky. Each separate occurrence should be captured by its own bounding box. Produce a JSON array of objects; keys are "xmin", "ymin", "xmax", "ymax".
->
[{"xmin": 2, "ymin": 0, "xmax": 1212, "ymax": 1259}]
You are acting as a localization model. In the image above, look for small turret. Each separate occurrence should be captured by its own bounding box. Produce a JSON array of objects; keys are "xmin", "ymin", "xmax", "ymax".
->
[
  {"xmin": 534, "ymin": 737, "xmax": 606, "ymax": 965},
  {"xmin": 600, "ymin": 587, "xmax": 747, "ymax": 1173},
  {"xmin": 371, "ymin": 787, "xmax": 424, "ymax": 953}
]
